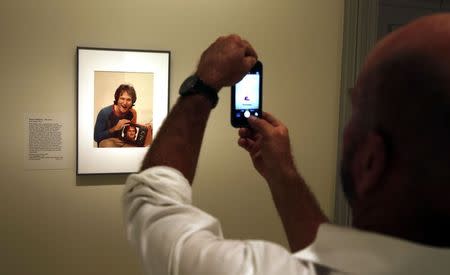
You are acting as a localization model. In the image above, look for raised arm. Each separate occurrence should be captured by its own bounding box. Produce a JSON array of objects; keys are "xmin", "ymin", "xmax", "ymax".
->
[
  {"xmin": 238, "ymin": 112, "xmax": 328, "ymax": 252},
  {"xmin": 125, "ymin": 37, "xmax": 313, "ymax": 275},
  {"xmin": 140, "ymin": 35, "xmax": 257, "ymax": 184}
]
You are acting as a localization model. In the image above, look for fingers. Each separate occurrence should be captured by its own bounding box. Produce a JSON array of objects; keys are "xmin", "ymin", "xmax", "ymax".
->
[
  {"xmin": 243, "ymin": 56, "xmax": 257, "ymax": 72},
  {"xmin": 238, "ymin": 128, "xmax": 257, "ymax": 148},
  {"xmin": 215, "ymin": 35, "xmax": 226, "ymax": 42},
  {"xmin": 198, "ymin": 34, "xmax": 258, "ymax": 90},
  {"xmin": 220, "ymin": 34, "xmax": 258, "ymax": 69},
  {"xmin": 237, "ymin": 137, "xmax": 259, "ymax": 155},
  {"xmin": 240, "ymin": 38, "xmax": 258, "ymax": 72},
  {"xmin": 237, "ymin": 137, "xmax": 254, "ymax": 154},
  {"xmin": 262, "ymin": 112, "xmax": 281, "ymax": 127},
  {"xmin": 237, "ymin": 137, "xmax": 250, "ymax": 150},
  {"xmin": 239, "ymin": 112, "xmax": 284, "ymax": 139},
  {"xmin": 247, "ymin": 116, "xmax": 273, "ymax": 135},
  {"xmin": 238, "ymin": 127, "xmax": 252, "ymax": 138},
  {"xmin": 239, "ymin": 114, "xmax": 277, "ymax": 139},
  {"xmin": 223, "ymin": 34, "xmax": 240, "ymax": 42},
  {"xmin": 241, "ymin": 39, "xmax": 258, "ymax": 59}
]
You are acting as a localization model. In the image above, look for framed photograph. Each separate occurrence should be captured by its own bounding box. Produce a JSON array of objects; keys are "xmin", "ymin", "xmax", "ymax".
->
[{"xmin": 77, "ymin": 47, "xmax": 170, "ymax": 174}]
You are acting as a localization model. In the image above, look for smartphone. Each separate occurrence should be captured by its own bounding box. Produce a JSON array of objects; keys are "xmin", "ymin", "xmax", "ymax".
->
[{"xmin": 231, "ymin": 61, "xmax": 263, "ymax": 128}]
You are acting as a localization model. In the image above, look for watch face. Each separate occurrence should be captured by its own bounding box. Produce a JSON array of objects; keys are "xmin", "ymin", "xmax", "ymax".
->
[{"xmin": 180, "ymin": 75, "xmax": 198, "ymax": 95}]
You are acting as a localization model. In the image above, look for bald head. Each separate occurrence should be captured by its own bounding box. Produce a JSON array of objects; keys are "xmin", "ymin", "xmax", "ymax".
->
[
  {"xmin": 354, "ymin": 13, "xmax": 450, "ymax": 180},
  {"xmin": 345, "ymin": 14, "xmax": 450, "ymax": 246},
  {"xmin": 364, "ymin": 13, "xmax": 450, "ymax": 72}
]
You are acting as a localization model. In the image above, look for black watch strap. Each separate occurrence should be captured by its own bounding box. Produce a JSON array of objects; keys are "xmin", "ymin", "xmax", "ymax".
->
[
  {"xmin": 194, "ymin": 78, "xmax": 218, "ymax": 108},
  {"xmin": 179, "ymin": 75, "xmax": 219, "ymax": 108}
]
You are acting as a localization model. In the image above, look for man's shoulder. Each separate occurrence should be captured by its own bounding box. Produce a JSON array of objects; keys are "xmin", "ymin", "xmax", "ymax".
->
[{"xmin": 98, "ymin": 105, "xmax": 113, "ymax": 115}]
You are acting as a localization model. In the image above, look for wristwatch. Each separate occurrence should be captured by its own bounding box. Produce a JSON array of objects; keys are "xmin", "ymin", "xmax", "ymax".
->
[{"xmin": 179, "ymin": 75, "xmax": 218, "ymax": 108}]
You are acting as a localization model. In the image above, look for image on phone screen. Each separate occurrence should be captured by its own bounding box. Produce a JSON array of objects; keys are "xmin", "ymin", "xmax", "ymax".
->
[{"xmin": 231, "ymin": 61, "xmax": 262, "ymax": 128}]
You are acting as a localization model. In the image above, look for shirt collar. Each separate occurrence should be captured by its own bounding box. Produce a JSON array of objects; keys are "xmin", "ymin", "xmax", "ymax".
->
[{"xmin": 293, "ymin": 223, "xmax": 450, "ymax": 274}]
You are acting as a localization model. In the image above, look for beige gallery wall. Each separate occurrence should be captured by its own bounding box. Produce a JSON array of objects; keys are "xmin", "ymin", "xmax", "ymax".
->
[{"xmin": 0, "ymin": 1, "xmax": 344, "ymax": 274}]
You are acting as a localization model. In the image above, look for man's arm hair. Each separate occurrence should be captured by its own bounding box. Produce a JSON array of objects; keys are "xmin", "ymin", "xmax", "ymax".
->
[
  {"xmin": 139, "ymin": 35, "xmax": 257, "ymax": 184},
  {"xmin": 269, "ymin": 171, "xmax": 329, "ymax": 252},
  {"xmin": 140, "ymin": 95, "xmax": 211, "ymax": 184},
  {"xmin": 240, "ymin": 114, "xmax": 328, "ymax": 251}
]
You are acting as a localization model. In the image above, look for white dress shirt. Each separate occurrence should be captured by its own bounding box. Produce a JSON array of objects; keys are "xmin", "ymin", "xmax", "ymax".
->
[{"xmin": 123, "ymin": 166, "xmax": 450, "ymax": 275}]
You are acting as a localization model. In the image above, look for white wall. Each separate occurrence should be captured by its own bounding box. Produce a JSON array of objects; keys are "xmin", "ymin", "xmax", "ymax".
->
[{"xmin": 0, "ymin": 1, "xmax": 344, "ymax": 274}]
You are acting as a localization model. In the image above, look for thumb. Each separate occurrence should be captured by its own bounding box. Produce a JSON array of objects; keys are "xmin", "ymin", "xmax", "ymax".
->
[{"xmin": 248, "ymin": 116, "xmax": 272, "ymax": 136}]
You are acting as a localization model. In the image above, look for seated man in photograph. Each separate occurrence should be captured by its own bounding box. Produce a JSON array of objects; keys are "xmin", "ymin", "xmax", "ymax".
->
[{"xmin": 94, "ymin": 84, "xmax": 137, "ymax": 147}]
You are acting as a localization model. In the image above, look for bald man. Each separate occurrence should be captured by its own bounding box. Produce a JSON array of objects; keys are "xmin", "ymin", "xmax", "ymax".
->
[
  {"xmin": 123, "ymin": 15, "xmax": 450, "ymax": 275},
  {"xmin": 337, "ymin": 14, "xmax": 450, "ymax": 247}
]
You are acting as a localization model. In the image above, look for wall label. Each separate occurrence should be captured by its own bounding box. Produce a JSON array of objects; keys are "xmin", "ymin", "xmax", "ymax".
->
[{"xmin": 24, "ymin": 113, "xmax": 69, "ymax": 170}]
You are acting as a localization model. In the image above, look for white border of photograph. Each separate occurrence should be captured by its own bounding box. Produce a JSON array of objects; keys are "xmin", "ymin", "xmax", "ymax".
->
[{"xmin": 77, "ymin": 47, "xmax": 170, "ymax": 174}]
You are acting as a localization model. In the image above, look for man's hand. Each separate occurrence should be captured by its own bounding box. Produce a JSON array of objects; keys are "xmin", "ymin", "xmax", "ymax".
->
[
  {"xmin": 141, "ymin": 35, "xmax": 258, "ymax": 183},
  {"xmin": 238, "ymin": 112, "xmax": 328, "ymax": 251},
  {"xmin": 112, "ymin": 119, "xmax": 130, "ymax": 132},
  {"xmin": 196, "ymin": 34, "xmax": 258, "ymax": 91},
  {"xmin": 144, "ymin": 122, "xmax": 152, "ymax": 131},
  {"xmin": 238, "ymin": 112, "xmax": 298, "ymax": 184}
]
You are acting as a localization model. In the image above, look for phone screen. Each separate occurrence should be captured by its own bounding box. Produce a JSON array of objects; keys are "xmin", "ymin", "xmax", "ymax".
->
[
  {"xmin": 231, "ymin": 61, "xmax": 262, "ymax": 127},
  {"xmin": 235, "ymin": 73, "xmax": 261, "ymax": 111}
]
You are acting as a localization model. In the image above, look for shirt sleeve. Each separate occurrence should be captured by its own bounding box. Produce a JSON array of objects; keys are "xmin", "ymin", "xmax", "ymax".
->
[
  {"xmin": 123, "ymin": 166, "xmax": 307, "ymax": 275},
  {"xmin": 94, "ymin": 107, "xmax": 112, "ymax": 142}
]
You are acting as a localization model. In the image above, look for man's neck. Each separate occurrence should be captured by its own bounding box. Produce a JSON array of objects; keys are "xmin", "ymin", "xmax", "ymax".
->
[{"xmin": 353, "ymin": 208, "xmax": 450, "ymax": 248}]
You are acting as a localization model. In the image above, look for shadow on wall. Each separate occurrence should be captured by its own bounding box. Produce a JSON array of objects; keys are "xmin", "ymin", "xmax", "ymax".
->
[{"xmin": 76, "ymin": 174, "xmax": 129, "ymax": 186}]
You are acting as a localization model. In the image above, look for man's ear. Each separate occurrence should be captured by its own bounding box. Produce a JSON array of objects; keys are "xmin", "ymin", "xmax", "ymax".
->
[{"xmin": 351, "ymin": 131, "xmax": 387, "ymax": 198}]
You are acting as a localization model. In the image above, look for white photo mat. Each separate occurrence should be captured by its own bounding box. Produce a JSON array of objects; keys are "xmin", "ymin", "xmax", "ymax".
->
[{"xmin": 77, "ymin": 48, "xmax": 170, "ymax": 174}]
